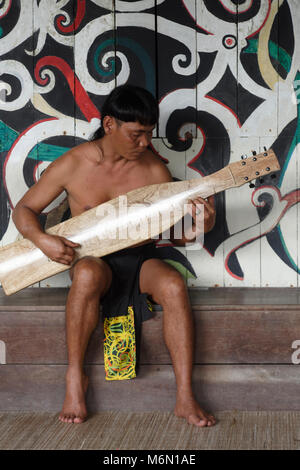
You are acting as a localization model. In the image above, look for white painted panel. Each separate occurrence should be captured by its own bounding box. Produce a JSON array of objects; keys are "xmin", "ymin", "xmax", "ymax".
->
[
  {"xmin": 158, "ymin": 0, "xmax": 197, "ymax": 138},
  {"xmin": 260, "ymin": 135, "xmax": 298, "ymax": 287},
  {"xmin": 152, "ymin": 137, "xmax": 188, "ymax": 281},
  {"xmin": 237, "ymin": 0, "xmax": 279, "ymax": 137},
  {"xmin": 224, "ymin": 136, "xmax": 261, "ymax": 287},
  {"xmin": 187, "ymin": 243, "xmax": 225, "ymax": 288},
  {"xmin": 185, "ymin": 137, "xmax": 224, "ymax": 287},
  {"xmin": 196, "ymin": 0, "xmax": 239, "ymax": 137},
  {"xmin": 0, "ymin": 1, "xmax": 34, "ymax": 249},
  {"xmin": 41, "ymin": 271, "xmax": 71, "ymax": 289}
]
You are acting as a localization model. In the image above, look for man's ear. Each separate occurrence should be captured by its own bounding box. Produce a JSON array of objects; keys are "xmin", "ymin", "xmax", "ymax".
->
[{"xmin": 102, "ymin": 115, "xmax": 116, "ymax": 135}]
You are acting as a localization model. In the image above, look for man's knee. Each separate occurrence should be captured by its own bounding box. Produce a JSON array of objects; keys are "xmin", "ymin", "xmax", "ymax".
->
[
  {"xmin": 156, "ymin": 269, "xmax": 187, "ymax": 304},
  {"xmin": 71, "ymin": 256, "xmax": 112, "ymax": 293}
]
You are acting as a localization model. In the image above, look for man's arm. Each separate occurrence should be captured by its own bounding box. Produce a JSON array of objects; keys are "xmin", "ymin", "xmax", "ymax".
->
[
  {"xmin": 12, "ymin": 153, "xmax": 80, "ymax": 265},
  {"xmin": 150, "ymin": 158, "xmax": 216, "ymax": 246}
]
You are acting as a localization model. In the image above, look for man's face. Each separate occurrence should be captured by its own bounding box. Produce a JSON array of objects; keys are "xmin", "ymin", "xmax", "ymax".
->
[{"xmin": 110, "ymin": 118, "xmax": 155, "ymax": 159}]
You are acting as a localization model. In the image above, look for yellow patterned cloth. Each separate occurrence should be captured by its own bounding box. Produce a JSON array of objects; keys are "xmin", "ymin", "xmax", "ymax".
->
[
  {"xmin": 103, "ymin": 301, "xmax": 153, "ymax": 381},
  {"xmin": 103, "ymin": 306, "xmax": 137, "ymax": 380}
]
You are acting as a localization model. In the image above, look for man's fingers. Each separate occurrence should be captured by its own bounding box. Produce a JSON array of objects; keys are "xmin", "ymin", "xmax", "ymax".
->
[
  {"xmin": 207, "ymin": 195, "xmax": 215, "ymax": 207},
  {"xmin": 62, "ymin": 237, "xmax": 81, "ymax": 248},
  {"xmin": 187, "ymin": 199, "xmax": 204, "ymax": 217},
  {"xmin": 57, "ymin": 256, "xmax": 73, "ymax": 265},
  {"xmin": 192, "ymin": 197, "xmax": 215, "ymax": 218},
  {"xmin": 49, "ymin": 254, "xmax": 73, "ymax": 265},
  {"xmin": 63, "ymin": 246, "xmax": 75, "ymax": 257},
  {"xmin": 194, "ymin": 196, "xmax": 214, "ymax": 210}
]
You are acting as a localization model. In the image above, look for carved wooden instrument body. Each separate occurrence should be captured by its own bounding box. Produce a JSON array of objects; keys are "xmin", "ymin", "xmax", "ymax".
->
[{"xmin": 0, "ymin": 149, "xmax": 280, "ymax": 295}]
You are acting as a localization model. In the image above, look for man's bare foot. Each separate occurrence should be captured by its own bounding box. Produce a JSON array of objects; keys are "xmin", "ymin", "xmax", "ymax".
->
[
  {"xmin": 174, "ymin": 393, "xmax": 216, "ymax": 427},
  {"xmin": 59, "ymin": 369, "xmax": 89, "ymax": 424}
]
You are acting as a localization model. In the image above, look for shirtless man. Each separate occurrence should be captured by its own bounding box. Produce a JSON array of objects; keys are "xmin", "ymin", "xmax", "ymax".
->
[{"xmin": 12, "ymin": 85, "xmax": 216, "ymax": 427}]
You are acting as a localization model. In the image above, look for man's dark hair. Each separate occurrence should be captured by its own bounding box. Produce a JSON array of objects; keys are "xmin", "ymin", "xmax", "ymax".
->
[{"xmin": 92, "ymin": 84, "xmax": 159, "ymax": 140}]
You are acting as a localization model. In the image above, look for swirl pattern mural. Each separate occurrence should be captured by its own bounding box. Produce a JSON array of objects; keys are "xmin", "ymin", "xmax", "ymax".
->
[{"xmin": 0, "ymin": 0, "xmax": 300, "ymax": 287}]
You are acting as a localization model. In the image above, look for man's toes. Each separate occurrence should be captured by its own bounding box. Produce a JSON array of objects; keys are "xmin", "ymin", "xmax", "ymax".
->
[
  {"xmin": 198, "ymin": 418, "xmax": 208, "ymax": 427},
  {"xmin": 189, "ymin": 413, "xmax": 217, "ymax": 427},
  {"xmin": 73, "ymin": 416, "xmax": 85, "ymax": 424},
  {"xmin": 188, "ymin": 414, "xmax": 207, "ymax": 426}
]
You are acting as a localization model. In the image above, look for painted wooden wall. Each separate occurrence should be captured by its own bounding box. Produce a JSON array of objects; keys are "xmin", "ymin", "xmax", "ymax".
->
[{"xmin": 0, "ymin": 0, "xmax": 300, "ymax": 288}]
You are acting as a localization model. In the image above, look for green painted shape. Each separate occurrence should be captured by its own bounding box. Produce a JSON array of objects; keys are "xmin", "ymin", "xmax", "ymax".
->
[
  {"xmin": 0, "ymin": 121, "xmax": 70, "ymax": 161},
  {"xmin": 28, "ymin": 142, "xmax": 70, "ymax": 161},
  {"xmin": 95, "ymin": 36, "xmax": 155, "ymax": 96},
  {"xmin": 0, "ymin": 121, "xmax": 18, "ymax": 152},
  {"xmin": 117, "ymin": 37, "xmax": 155, "ymax": 96},
  {"xmin": 94, "ymin": 39, "xmax": 116, "ymax": 77},
  {"xmin": 243, "ymin": 39, "xmax": 292, "ymax": 73},
  {"xmin": 163, "ymin": 259, "xmax": 196, "ymax": 281}
]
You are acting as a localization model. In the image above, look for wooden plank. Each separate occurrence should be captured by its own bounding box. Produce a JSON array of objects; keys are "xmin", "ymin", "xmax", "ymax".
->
[
  {"xmin": 0, "ymin": 364, "xmax": 299, "ymax": 411},
  {"xmin": 35, "ymin": 0, "xmax": 76, "ymax": 288},
  {"xmin": 277, "ymin": 0, "xmax": 297, "ymax": 142},
  {"xmin": 1, "ymin": 286, "xmax": 300, "ymax": 309},
  {"xmin": 156, "ymin": 0, "xmax": 197, "ymax": 139},
  {"xmin": 0, "ymin": 288, "xmax": 68, "ymax": 310},
  {"xmin": 224, "ymin": 137, "xmax": 261, "ymax": 287},
  {"xmin": 298, "ymin": 136, "xmax": 300, "ymax": 289},
  {"xmin": 260, "ymin": 136, "xmax": 298, "ymax": 287},
  {"xmin": 73, "ymin": 0, "xmax": 114, "ymax": 130},
  {"xmin": 185, "ymin": 138, "xmax": 227, "ymax": 288},
  {"xmin": 0, "ymin": 0, "xmax": 35, "ymax": 248},
  {"xmin": 196, "ymin": 0, "xmax": 239, "ymax": 136},
  {"xmin": 237, "ymin": 0, "xmax": 279, "ymax": 137},
  {"xmin": 115, "ymin": 2, "xmax": 156, "ymax": 98},
  {"xmin": 1, "ymin": 305, "xmax": 300, "ymax": 364}
]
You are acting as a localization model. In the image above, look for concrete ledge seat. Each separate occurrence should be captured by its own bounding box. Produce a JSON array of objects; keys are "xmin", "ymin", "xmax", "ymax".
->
[{"xmin": 1, "ymin": 287, "xmax": 300, "ymax": 412}]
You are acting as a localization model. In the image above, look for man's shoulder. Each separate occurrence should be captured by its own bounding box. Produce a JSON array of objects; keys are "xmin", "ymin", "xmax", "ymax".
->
[
  {"xmin": 142, "ymin": 148, "xmax": 173, "ymax": 182},
  {"xmin": 53, "ymin": 141, "xmax": 90, "ymax": 168},
  {"xmin": 41, "ymin": 142, "xmax": 89, "ymax": 182},
  {"xmin": 66, "ymin": 141, "xmax": 92, "ymax": 161}
]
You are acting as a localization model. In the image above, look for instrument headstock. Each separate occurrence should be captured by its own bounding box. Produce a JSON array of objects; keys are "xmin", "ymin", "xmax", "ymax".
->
[{"xmin": 228, "ymin": 148, "xmax": 280, "ymax": 187}]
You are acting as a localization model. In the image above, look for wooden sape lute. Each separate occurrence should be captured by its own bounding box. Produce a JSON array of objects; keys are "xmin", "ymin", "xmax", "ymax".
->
[{"xmin": 0, "ymin": 149, "xmax": 280, "ymax": 295}]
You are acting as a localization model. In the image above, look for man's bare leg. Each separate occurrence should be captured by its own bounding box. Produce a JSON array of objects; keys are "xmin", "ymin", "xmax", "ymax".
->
[
  {"xmin": 140, "ymin": 259, "xmax": 216, "ymax": 427},
  {"xmin": 59, "ymin": 257, "xmax": 112, "ymax": 424}
]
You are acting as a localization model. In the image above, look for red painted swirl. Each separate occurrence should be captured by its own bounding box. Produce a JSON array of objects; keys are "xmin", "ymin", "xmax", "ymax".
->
[
  {"xmin": 35, "ymin": 56, "xmax": 100, "ymax": 122},
  {"xmin": 0, "ymin": 0, "xmax": 12, "ymax": 20},
  {"xmin": 56, "ymin": 0, "xmax": 86, "ymax": 33}
]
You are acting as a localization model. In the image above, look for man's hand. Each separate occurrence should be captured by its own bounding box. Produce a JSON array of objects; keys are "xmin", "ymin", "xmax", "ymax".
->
[
  {"xmin": 169, "ymin": 195, "xmax": 216, "ymax": 246},
  {"xmin": 187, "ymin": 195, "xmax": 216, "ymax": 234},
  {"xmin": 35, "ymin": 233, "xmax": 80, "ymax": 265}
]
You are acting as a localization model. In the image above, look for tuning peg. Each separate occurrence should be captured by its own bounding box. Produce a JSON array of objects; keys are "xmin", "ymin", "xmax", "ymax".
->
[
  {"xmin": 264, "ymin": 146, "xmax": 267, "ymax": 151},
  {"xmin": 241, "ymin": 154, "xmax": 247, "ymax": 159},
  {"xmin": 249, "ymin": 183, "xmax": 255, "ymax": 188},
  {"xmin": 252, "ymin": 150, "xmax": 257, "ymax": 155}
]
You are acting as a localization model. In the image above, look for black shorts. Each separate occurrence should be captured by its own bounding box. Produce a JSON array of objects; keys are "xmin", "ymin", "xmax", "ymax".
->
[{"xmin": 100, "ymin": 241, "xmax": 161, "ymax": 380}]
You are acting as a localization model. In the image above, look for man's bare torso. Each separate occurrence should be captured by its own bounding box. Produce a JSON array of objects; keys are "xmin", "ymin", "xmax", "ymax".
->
[{"xmin": 65, "ymin": 140, "xmax": 171, "ymax": 217}]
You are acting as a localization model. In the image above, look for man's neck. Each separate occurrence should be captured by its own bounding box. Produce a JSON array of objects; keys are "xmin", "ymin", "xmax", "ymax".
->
[{"xmin": 94, "ymin": 136, "xmax": 134, "ymax": 168}]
